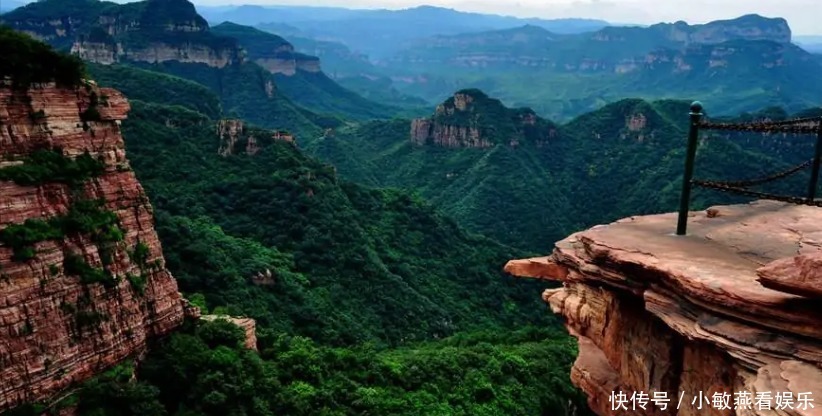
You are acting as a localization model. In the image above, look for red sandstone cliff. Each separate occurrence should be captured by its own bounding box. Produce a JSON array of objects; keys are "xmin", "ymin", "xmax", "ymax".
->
[
  {"xmin": 0, "ymin": 80, "xmax": 186, "ymax": 411},
  {"xmin": 506, "ymin": 200, "xmax": 822, "ymax": 416}
]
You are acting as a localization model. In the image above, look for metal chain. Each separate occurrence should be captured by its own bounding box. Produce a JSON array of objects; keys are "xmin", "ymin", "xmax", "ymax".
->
[
  {"xmin": 697, "ymin": 159, "xmax": 813, "ymax": 188},
  {"xmin": 698, "ymin": 122, "xmax": 819, "ymax": 134},
  {"xmin": 692, "ymin": 180, "xmax": 822, "ymax": 207},
  {"xmin": 689, "ymin": 117, "xmax": 822, "ymax": 208},
  {"xmin": 734, "ymin": 115, "xmax": 821, "ymax": 127}
]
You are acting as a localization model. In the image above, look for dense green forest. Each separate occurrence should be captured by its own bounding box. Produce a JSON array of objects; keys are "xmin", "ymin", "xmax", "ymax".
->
[
  {"xmin": 119, "ymin": 98, "xmax": 554, "ymax": 346},
  {"xmin": 4, "ymin": 3, "xmax": 821, "ymax": 414},
  {"xmin": 308, "ymin": 91, "xmax": 819, "ymax": 251},
  {"xmin": 211, "ymin": 22, "xmax": 401, "ymax": 121},
  {"xmin": 0, "ymin": 27, "xmax": 598, "ymax": 415},
  {"xmin": 11, "ymin": 319, "xmax": 587, "ymax": 416}
]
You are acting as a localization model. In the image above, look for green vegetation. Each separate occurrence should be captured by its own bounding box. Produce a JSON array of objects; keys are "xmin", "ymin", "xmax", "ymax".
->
[
  {"xmin": 80, "ymin": 91, "xmax": 103, "ymax": 123},
  {"xmin": 308, "ymin": 94, "xmax": 818, "ymax": 251},
  {"xmin": 211, "ymin": 22, "xmax": 400, "ymax": 121},
  {"xmin": 0, "ymin": 149, "xmax": 105, "ymax": 187},
  {"xmin": 86, "ymin": 63, "xmax": 222, "ymax": 118},
  {"xmin": 0, "ymin": 198, "xmax": 122, "ymax": 262},
  {"xmin": 0, "ymin": 219, "xmax": 62, "ymax": 261},
  {"xmin": 127, "ymin": 273, "xmax": 147, "ymax": 295},
  {"xmin": 0, "ymin": 25, "xmax": 85, "ymax": 88},
  {"xmin": 129, "ymin": 60, "xmax": 325, "ymax": 138},
  {"xmin": 131, "ymin": 242, "xmax": 150, "ymax": 267},
  {"xmin": 64, "ymin": 252, "xmax": 114, "ymax": 287},
  {"xmin": 383, "ymin": 18, "xmax": 822, "ymax": 121},
  {"xmin": 120, "ymin": 100, "xmax": 551, "ymax": 346},
  {"xmin": 63, "ymin": 319, "xmax": 589, "ymax": 416}
]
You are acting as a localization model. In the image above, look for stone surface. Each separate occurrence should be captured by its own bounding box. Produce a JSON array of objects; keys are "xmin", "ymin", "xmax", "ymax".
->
[
  {"xmin": 0, "ymin": 81, "xmax": 186, "ymax": 412},
  {"xmin": 505, "ymin": 200, "xmax": 822, "ymax": 416},
  {"xmin": 757, "ymin": 252, "xmax": 822, "ymax": 299}
]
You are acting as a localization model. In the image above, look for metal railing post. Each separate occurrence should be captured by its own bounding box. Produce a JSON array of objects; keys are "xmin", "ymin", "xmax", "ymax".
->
[
  {"xmin": 807, "ymin": 117, "xmax": 822, "ymax": 203},
  {"xmin": 676, "ymin": 101, "xmax": 703, "ymax": 235}
]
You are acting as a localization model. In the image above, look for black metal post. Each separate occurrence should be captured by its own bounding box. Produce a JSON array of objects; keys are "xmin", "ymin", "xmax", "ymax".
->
[
  {"xmin": 676, "ymin": 101, "xmax": 703, "ymax": 236},
  {"xmin": 808, "ymin": 117, "xmax": 822, "ymax": 203}
]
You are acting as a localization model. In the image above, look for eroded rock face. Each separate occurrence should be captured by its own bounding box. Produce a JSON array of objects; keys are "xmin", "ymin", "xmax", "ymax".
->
[
  {"xmin": 506, "ymin": 200, "xmax": 822, "ymax": 416},
  {"xmin": 0, "ymin": 81, "xmax": 186, "ymax": 412},
  {"xmin": 410, "ymin": 90, "xmax": 555, "ymax": 148},
  {"xmin": 72, "ymin": 39, "xmax": 239, "ymax": 68}
]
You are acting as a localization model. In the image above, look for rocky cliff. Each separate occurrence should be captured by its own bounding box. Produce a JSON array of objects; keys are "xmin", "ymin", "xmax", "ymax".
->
[
  {"xmin": 0, "ymin": 80, "xmax": 186, "ymax": 412},
  {"xmin": 410, "ymin": 89, "xmax": 558, "ymax": 148},
  {"xmin": 394, "ymin": 14, "xmax": 797, "ymax": 75},
  {"xmin": 505, "ymin": 200, "xmax": 822, "ymax": 416},
  {"xmin": 210, "ymin": 22, "xmax": 322, "ymax": 76},
  {"xmin": 3, "ymin": 0, "xmax": 243, "ymax": 68}
]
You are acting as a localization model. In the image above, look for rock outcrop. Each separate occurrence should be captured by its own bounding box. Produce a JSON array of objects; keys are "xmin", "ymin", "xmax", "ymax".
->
[
  {"xmin": 200, "ymin": 315, "xmax": 258, "ymax": 351},
  {"xmin": 505, "ymin": 200, "xmax": 822, "ymax": 416},
  {"xmin": 208, "ymin": 22, "xmax": 322, "ymax": 76},
  {"xmin": 0, "ymin": 80, "xmax": 186, "ymax": 412},
  {"xmin": 217, "ymin": 120, "xmax": 295, "ymax": 155},
  {"xmin": 392, "ymin": 15, "xmax": 796, "ymax": 76},
  {"xmin": 4, "ymin": 0, "xmax": 242, "ymax": 68},
  {"xmin": 410, "ymin": 89, "xmax": 557, "ymax": 148}
]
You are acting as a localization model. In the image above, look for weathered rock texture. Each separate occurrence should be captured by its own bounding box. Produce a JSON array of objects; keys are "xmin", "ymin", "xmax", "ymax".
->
[
  {"xmin": 0, "ymin": 81, "xmax": 186, "ymax": 411},
  {"xmin": 410, "ymin": 90, "xmax": 557, "ymax": 148},
  {"xmin": 505, "ymin": 200, "xmax": 822, "ymax": 416},
  {"xmin": 254, "ymin": 46, "xmax": 322, "ymax": 76},
  {"xmin": 4, "ymin": 0, "xmax": 241, "ymax": 68},
  {"xmin": 217, "ymin": 119, "xmax": 294, "ymax": 155}
]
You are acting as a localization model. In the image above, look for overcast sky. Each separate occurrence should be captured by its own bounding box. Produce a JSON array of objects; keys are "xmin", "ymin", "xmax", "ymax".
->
[{"xmin": 182, "ymin": 0, "xmax": 821, "ymax": 35}]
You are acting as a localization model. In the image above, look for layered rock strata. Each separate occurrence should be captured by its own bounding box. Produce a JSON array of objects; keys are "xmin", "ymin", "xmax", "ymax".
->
[
  {"xmin": 0, "ymin": 81, "xmax": 186, "ymax": 411},
  {"xmin": 505, "ymin": 200, "xmax": 822, "ymax": 416}
]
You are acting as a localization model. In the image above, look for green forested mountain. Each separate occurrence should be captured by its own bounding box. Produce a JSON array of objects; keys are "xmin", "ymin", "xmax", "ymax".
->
[
  {"xmin": 120, "ymin": 98, "xmax": 552, "ymax": 346},
  {"xmin": 383, "ymin": 15, "xmax": 822, "ymax": 121},
  {"xmin": 210, "ymin": 22, "xmax": 401, "ymax": 120},
  {"xmin": 0, "ymin": 0, "xmax": 400, "ymax": 126},
  {"xmin": 28, "ymin": 320, "xmax": 586, "ymax": 416},
  {"xmin": 308, "ymin": 90, "xmax": 819, "ymax": 251},
  {"xmin": 253, "ymin": 22, "xmax": 432, "ymax": 110},
  {"xmin": 197, "ymin": 4, "xmax": 609, "ymax": 58},
  {"xmin": 1, "ymin": 32, "xmax": 593, "ymax": 415}
]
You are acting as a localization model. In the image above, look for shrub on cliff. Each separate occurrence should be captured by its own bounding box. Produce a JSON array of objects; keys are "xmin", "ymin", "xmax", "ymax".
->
[{"xmin": 0, "ymin": 26, "xmax": 85, "ymax": 88}]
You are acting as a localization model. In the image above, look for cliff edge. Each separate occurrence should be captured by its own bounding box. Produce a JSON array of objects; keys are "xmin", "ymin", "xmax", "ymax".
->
[
  {"xmin": 0, "ymin": 79, "xmax": 186, "ymax": 411},
  {"xmin": 505, "ymin": 200, "xmax": 822, "ymax": 416}
]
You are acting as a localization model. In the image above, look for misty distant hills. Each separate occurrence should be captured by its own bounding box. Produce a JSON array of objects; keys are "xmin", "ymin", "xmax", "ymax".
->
[
  {"xmin": 795, "ymin": 35, "xmax": 822, "ymax": 53},
  {"xmin": 197, "ymin": 4, "xmax": 610, "ymax": 58},
  {"xmin": 0, "ymin": 0, "xmax": 26, "ymax": 13}
]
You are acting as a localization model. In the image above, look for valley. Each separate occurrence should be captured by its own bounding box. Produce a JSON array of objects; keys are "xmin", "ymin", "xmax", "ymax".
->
[{"xmin": 0, "ymin": 0, "xmax": 820, "ymax": 415}]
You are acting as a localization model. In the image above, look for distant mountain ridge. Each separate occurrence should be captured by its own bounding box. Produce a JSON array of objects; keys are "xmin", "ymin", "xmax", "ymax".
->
[
  {"xmin": 210, "ymin": 22, "xmax": 403, "ymax": 119},
  {"xmin": 197, "ymin": 4, "xmax": 610, "ymax": 59},
  {"xmin": 308, "ymin": 88, "xmax": 820, "ymax": 251},
  {"xmin": 1, "ymin": 0, "xmax": 399, "ymax": 122},
  {"xmin": 384, "ymin": 14, "xmax": 821, "ymax": 121},
  {"xmin": 3, "ymin": 0, "xmax": 241, "ymax": 66}
]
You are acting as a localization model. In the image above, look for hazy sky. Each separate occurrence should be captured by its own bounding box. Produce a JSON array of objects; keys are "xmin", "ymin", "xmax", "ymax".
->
[{"xmin": 184, "ymin": 0, "xmax": 821, "ymax": 35}]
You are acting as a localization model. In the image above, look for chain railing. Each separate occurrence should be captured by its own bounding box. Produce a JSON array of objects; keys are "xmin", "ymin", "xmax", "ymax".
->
[{"xmin": 676, "ymin": 102, "xmax": 822, "ymax": 235}]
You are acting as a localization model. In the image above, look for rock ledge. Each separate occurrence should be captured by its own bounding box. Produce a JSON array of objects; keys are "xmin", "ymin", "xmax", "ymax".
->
[{"xmin": 506, "ymin": 200, "xmax": 822, "ymax": 416}]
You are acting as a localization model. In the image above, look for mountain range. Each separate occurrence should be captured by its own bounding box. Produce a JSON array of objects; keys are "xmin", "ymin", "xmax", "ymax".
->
[
  {"xmin": 382, "ymin": 14, "xmax": 822, "ymax": 121},
  {"xmin": 0, "ymin": 0, "xmax": 401, "ymax": 124},
  {"xmin": 306, "ymin": 89, "xmax": 821, "ymax": 251},
  {"xmin": 197, "ymin": 4, "xmax": 610, "ymax": 58},
  {"xmin": 2, "ymin": 1, "xmax": 822, "ymax": 414},
  {"xmin": 0, "ymin": 21, "xmax": 590, "ymax": 416},
  {"xmin": 795, "ymin": 35, "xmax": 822, "ymax": 53}
]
